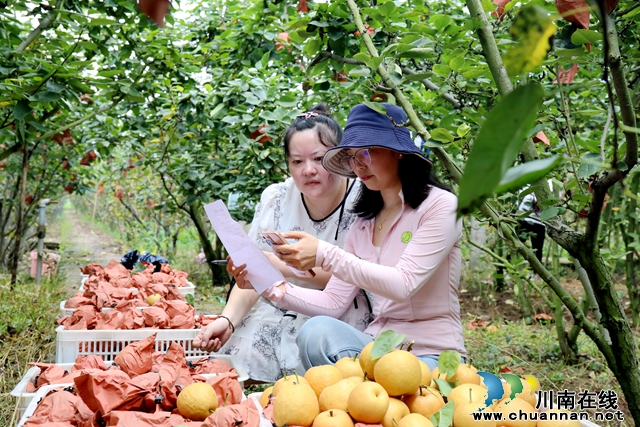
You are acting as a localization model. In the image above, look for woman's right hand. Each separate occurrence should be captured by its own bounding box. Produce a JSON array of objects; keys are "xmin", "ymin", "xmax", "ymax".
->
[
  {"xmin": 193, "ymin": 317, "xmax": 234, "ymax": 352},
  {"xmin": 226, "ymin": 258, "xmax": 253, "ymax": 290}
]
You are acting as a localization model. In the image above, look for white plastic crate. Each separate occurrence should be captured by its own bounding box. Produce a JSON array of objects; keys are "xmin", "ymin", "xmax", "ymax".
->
[
  {"xmin": 56, "ymin": 325, "xmax": 213, "ymax": 363},
  {"xmin": 78, "ymin": 280, "xmax": 195, "ymax": 296},
  {"xmin": 17, "ymin": 383, "xmax": 72, "ymax": 427},
  {"xmin": 59, "ymin": 300, "xmax": 149, "ymax": 317},
  {"xmin": 16, "ymin": 354, "xmax": 248, "ymax": 427},
  {"xmin": 11, "ymin": 355, "xmax": 248, "ymax": 420}
]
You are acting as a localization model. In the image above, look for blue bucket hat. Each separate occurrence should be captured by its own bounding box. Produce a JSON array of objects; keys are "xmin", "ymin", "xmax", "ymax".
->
[{"xmin": 322, "ymin": 103, "xmax": 433, "ymax": 178}]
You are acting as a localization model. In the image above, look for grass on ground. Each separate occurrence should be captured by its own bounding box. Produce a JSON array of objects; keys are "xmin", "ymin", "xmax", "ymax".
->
[
  {"xmin": 464, "ymin": 315, "xmax": 634, "ymax": 427},
  {"xmin": 0, "ymin": 275, "xmax": 68, "ymax": 427}
]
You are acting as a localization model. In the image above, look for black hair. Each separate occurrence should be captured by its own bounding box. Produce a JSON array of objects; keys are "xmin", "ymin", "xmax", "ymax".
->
[
  {"xmin": 352, "ymin": 155, "xmax": 452, "ymax": 220},
  {"xmin": 283, "ymin": 103, "xmax": 343, "ymax": 158}
]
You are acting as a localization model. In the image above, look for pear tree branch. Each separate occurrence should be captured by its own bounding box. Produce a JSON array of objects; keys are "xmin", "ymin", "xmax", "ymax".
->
[
  {"xmin": 312, "ymin": 51, "xmax": 462, "ymax": 109},
  {"xmin": 345, "ymin": 0, "xmax": 614, "ymax": 362}
]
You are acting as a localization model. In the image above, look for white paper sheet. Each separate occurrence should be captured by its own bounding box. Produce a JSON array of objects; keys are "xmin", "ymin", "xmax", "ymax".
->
[{"xmin": 204, "ymin": 200, "xmax": 285, "ymax": 294}]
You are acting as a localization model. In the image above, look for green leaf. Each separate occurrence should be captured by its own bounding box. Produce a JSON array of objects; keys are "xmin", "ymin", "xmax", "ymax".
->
[
  {"xmin": 353, "ymin": 52, "xmax": 371, "ymax": 63},
  {"xmin": 185, "ymin": 293, "xmax": 195, "ymax": 306},
  {"xmin": 449, "ymin": 57, "xmax": 465, "ymax": 71},
  {"xmin": 405, "ymin": 72, "xmax": 432, "ymax": 82},
  {"xmin": 27, "ymin": 120, "xmax": 50, "ymax": 132},
  {"xmin": 379, "ymin": 1, "xmax": 396, "ymax": 16},
  {"xmin": 577, "ymin": 152, "xmax": 604, "ymax": 178},
  {"xmin": 348, "ymin": 67, "xmax": 371, "ymax": 77},
  {"xmin": 457, "ymin": 123, "xmax": 471, "ymax": 137},
  {"xmin": 430, "ymin": 14, "xmax": 452, "ymax": 31},
  {"xmin": 363, "ymin": 101, "xmax": 388, "ymax": 115},
  {"xmin": 366, "ymin": 57, "xmax": 384, "ymax": 69},
  {"xmin": 571, "ymin": 29, "xmax": 602, "ymax": 45},
  {"xmin": 437, "ymin": 350, "xmax": 461, "ymax": 379},
  {"xmin": 397, "ymin": 48, "xmax": 434, "ymax": 59},
  {"xmin": 13, "ymin": 100, "xmax": 31, "ymax": 120},
  {"xmin": 430, "ymin": 401, "xmax": 455, "ymax": 427},
  {"xmin": 539, "ymin": 207, "xmax": 560, "ymax": 221},
  {"xmin": 432, "ymin": 64, "xmax": 451, "ymax": 77},
  {"xmin": 370, "ymin": 330, "xmax": 406, "ymax": 360},
  {"xmin": 457, "ymin": 82, "xmax": 545, "ymax": 216},
  {"xmin": 97, "ymin": 69, "xmax": 124, "ymax": 77},
  {"xmin": 495, "ymin": 156, "xmax": 562, "ymax": 194},
  {"xmin": 45, "ymin": 80, "xmax": 65, "ymax": 93},
  {"xmin": 503, "ymin": 4, "xmax": 557, "ymax": 76},
  {"xmin": 423, "ymin": 140, "xmax": 447, "ymax": 148},
  {"xmin": 430, "ymin": 128, "xmax": 455, "ymax": 143},
  {"xmin": 89, "ymin": 17, "xmax": 119, "ymax": 25},
  {"xmin": 433, "ymin": 379, "xmax": 455, "ymax": 398},
  {"xmin": 210, "ymin": 103, "xmax": 226, "ymax": 119},
  {"xmin": 34, "ymin": 90, "xmax": 62, "ymax": 103},
  {"xmin": 260, "ymin": 51, "xmax": 270, "ymax": 69}
]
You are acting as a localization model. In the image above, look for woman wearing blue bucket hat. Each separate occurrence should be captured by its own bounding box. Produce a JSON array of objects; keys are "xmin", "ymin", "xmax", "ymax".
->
[{"xmin": 228, "ymin": 103, "xmax": 466, "ymax": 371}]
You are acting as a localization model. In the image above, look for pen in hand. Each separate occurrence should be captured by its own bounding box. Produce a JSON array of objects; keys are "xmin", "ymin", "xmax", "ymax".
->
[{"xmin": 211, "ymin": 260, "xmax": 229, "ymax": 265}]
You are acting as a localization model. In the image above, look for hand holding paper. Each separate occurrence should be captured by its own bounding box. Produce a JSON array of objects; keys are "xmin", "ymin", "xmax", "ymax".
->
[{"xmin": 203, "ymin": 200, "xmax": 284, "ymax": 294}]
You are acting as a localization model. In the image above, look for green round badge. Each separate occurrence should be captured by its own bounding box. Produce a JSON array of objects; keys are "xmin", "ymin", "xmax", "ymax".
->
[{"xmin": 401, "ymin": 231, "xmax": 412, "ymax": 244}]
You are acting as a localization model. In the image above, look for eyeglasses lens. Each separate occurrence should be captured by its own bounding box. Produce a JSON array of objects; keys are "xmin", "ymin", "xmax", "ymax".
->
[{"xmin": 340, "ymin": 149, "xmax": 371, "ymax": 170}]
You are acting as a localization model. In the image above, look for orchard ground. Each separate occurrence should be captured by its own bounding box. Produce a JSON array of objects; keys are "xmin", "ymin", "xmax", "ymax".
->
[{"xmin": 0, "ymin": 201, "xmax": 635, "ymax": 426}]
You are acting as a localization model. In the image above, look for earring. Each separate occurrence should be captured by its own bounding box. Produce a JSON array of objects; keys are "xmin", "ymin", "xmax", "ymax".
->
[{"xmin": 399, "ymin": 154, "xmax": 403, "ymax": 158}]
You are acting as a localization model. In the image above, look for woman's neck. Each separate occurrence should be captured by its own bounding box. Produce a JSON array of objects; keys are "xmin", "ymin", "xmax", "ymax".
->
[
  {"xmin": 304, "ymin": 177, "xmax": 347, "ymax": 219},
  {"xmin": 379, "ymin": 183, "xmax": 403, "ymax": 209}
]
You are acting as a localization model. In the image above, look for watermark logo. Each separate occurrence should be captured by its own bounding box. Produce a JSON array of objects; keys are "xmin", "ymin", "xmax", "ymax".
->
[
  {"xmin": 472, "ymin": 372, "xmax": 624, "ymax": 423},
  {"xmin": 477, "ymin": 372, "xmax": 541, "ymax": 407}
]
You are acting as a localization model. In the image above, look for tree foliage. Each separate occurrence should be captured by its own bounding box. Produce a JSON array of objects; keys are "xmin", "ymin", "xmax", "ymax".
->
[{"xmin": 1, "ymin": 0, "xmax": 640, "ymax": 423}]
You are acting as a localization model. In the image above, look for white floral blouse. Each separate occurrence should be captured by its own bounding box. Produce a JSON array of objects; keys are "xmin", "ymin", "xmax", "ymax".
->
[{"xmin": 218, "ymin": 177, "xmax": 374, "ymax": 382}]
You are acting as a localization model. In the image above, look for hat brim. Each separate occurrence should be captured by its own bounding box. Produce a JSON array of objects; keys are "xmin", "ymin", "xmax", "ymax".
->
[{"xmin": 322, "ymin": 129, "xmax": 433, "ymax": 178}]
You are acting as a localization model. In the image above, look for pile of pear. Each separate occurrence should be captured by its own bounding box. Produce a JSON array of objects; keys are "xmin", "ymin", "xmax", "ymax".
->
[{"xmin": 259, "ymin": 343, "xmax": 578, "ymax": 427}]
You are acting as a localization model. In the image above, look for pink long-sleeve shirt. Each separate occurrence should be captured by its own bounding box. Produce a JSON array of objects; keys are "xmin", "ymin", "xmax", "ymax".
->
[{"xmin": 264, "ymin": 186, "xmax": 466, "ymax": 356}]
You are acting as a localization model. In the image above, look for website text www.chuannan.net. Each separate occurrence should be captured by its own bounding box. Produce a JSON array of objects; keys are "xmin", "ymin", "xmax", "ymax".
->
[{"xmin": 471, "ymin": 409, "xmax": 625, "ymax": 423}]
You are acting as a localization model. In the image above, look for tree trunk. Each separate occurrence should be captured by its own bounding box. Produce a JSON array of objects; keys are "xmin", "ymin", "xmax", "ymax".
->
[
  {"xmin": 187, "ymin": 201, "xmax": 227, "ymax": 288},
  {"xmin": 515, "ymin": 278, "xmax": 534, "ymax": 321},
  {"xmin": 10, "ymin": 145, "xmax": 29, "ymax": 285},
  {"xmin": 576, "ymin": 247, "xmax": 640, "ymax": 424},
  {"xmin": 0, "ymin": 173, "xmax": 19, "ymax": 270},
  {"xmin": 622, "ymin": 174, "xmax": 639, "ymax": 326},
  {"xmin": 553, "ymin": 292, "xmax": 579, "ymax": 364}
]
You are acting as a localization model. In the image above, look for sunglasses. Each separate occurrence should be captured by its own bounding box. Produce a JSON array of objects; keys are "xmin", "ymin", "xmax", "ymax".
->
[{"xmin": 340, "ymin": 148, "xmax": 372, "ymax": 170}]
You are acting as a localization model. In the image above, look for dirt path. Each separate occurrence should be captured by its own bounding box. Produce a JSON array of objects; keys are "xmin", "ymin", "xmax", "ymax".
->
[
  {"xmin": 45, "ymin": 200, "xmax": 226, "ymax": 314},
  {"xmin": 46, "ymin": 201, "xmax": 124, "ymax": 297}
]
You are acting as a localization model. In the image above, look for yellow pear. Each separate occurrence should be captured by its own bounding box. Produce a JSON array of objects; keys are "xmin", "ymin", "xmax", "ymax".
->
[
  {"xmin": 146, "ymin": 293, "xmax": 162, "ymax": 306},
  {"xmin": 176, "ymin": 382, "xmax": 218, "ymax": 421},
  {"xmin": 382, "ymin": 397, "xmax": 411, "ymax": 427},
  {"xmin": 374, "ymin": 350, "xmax": 421, "ymax": 396},
  {"xmin": 258, "ymin": 386, "xmax": 274, "ymax": 407},
  {"xmin": 453, "ymin": 402, "xmax": 496, "ymax": 427},
  {"xmin": 347, "ymin": 381, "xmax": 389, "ymax": 423},
  {"xmin": 402, "ymin": 386, "xmax": 444, "ymax": 418},
  {"xmin": 335, "ymin": 355, "xmax": 364, "ymax": 378},
  {"xmin": 313, "ymin": 409, "xmax": 355, "ymax": 427},
  {"xmin": 447, "ymin": 384, "xmax": 488, "ymax": 409},
  {"xmin": 359, "ymin": 342, "xmax": 377, "ymax": 380},
  {"xmin": 522, "ymin": 375, "xmax": 540, "ymax": 393},
  {"xmin": 273, "ymin": 383, "xmax": 319, "ymax": 427},
  {"xmin": 319, "ymin": 377, "xmax": 359, "ymax": 412},
  {"xmin": 537, "ymin": 409, "xmax": 581, "ymax": 427},
  {"xmin": 418, "ymin": 360, "xmax": 432, "ymax": 386},
  {"xmin": 272, "ymin": 372, "xmax": 310, "ymax": 397},
  {"xmin": 493, "ymin": 397, "xmax": 537, "ymax": 427},
  {"xmin": 454, "ymin": 364, "xmax": 481, "ymax": 386},
  {"xmin": 304, "ymin": 365, "xmax": 343, "ymax": 399},
  {"xmin": 429, "ymin": 367, "xmax": 449, "ymax": 389},
  {"xmin": 398, "ymin": 413, "xmax": 435, "ymax": 427}
]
